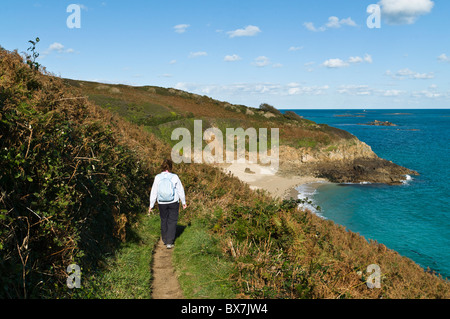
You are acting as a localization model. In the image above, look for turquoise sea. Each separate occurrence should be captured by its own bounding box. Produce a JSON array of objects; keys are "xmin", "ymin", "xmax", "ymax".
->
[{"xmin": 285, "ymin": 109, "xmax": 450, "ymax": 279}]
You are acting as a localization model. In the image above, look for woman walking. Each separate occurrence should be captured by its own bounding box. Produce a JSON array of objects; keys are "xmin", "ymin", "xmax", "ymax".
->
[{"xmin": 149, "ymin": 159, "xmax": 187, "ymax": 249}]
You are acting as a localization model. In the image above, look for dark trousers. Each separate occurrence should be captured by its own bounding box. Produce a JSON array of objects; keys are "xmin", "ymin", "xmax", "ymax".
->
[{"xmin": 159, "ymin": 202, "xmax": 179, "ymax": 245}]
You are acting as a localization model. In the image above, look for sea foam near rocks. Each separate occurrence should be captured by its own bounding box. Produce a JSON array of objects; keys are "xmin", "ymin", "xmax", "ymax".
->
[{"xmin": 295, "ymin": 182, "xmax": 328, "ymax": 219}]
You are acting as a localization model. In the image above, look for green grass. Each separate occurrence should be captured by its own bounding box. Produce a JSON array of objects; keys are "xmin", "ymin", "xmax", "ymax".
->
[
  {"xmin": 296, "ymin": 137, "xmax": 318, "ymax": 149},
  {"xmin": 173, "ymin": 219, "xmax": 237, "ymax": 299},
  {"xmin": 92, "ymin": 213, "xmax": 238, "ymax": 299},
  {"xmin": 80, "ymin": 214, "xmax": 237, "ymax": 300},
  {"xmin": 91, "ymin": 214, "xmax": 161, "ymax": 299}
]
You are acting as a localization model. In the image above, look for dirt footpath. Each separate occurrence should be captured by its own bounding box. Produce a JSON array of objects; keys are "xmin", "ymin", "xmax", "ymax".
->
[{"xmin": 151, "ymin": 239, "xmax": 184, "ymax": 299}]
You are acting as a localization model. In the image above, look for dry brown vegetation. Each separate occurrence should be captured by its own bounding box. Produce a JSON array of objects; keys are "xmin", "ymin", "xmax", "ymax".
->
[
  {"xmin": 64, "ymin": 79, "xmax": 450, "ymax": 299},
  {"xmin": 62, "ymin": 78, "xmax": 354, "ymax": 150},
  {"xmin": 0, "ymin": 48, "xmax": 166, "ymax": 297},
  {"xmin": 1, "ymin": 47, "xmax": 448, "ymax": 299}
]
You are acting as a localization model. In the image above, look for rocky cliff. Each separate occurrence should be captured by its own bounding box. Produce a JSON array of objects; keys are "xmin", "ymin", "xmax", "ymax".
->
[{"xmin": 279, "ymin": 137, "xmax": 418, "ymax": 185}]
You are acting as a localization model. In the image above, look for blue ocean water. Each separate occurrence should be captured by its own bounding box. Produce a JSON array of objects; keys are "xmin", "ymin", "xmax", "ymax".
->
[{"xmin": 285, "ymin": 109, "xmax": 450, "ymax": 279}]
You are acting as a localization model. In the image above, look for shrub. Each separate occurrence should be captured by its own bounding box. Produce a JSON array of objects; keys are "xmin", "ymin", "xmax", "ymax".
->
[
  {"xmin": 0, "ymin": 47, "xmax": 157, "ymax": 298},
  {"xmin": 23, "ymin": 37, "xmax": 41, "ymax": 71},
  {"xmin": 283, "ymin": 111, "xmax": 303, "ymax": 121},
  {"xmin": 259, "ymin": 103, "xmax": 282, "ymax": 115}
]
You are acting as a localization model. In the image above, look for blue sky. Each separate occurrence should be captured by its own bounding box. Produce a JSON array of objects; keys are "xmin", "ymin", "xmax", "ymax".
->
[{"xmin": 1, "ymin": 0, "xmax": 449, "ymax": 109}]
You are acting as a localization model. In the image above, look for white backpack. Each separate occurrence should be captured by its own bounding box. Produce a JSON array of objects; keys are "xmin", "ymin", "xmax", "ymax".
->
[{"xmin": 157, "ymin": 173, "xmax": 175, "ymax": 202}]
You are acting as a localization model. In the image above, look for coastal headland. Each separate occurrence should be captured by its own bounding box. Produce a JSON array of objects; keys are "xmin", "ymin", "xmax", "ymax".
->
[
  {"xmin": 64, "ymin": 79, "xmax": 418, "ymax": 200},
  {"xmin": 220, "ymin": 137, "xmax": 418, "ymax": 202}
]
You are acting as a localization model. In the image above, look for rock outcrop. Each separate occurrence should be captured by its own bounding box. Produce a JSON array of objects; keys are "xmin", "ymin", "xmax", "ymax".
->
[
  {"xmin": 278, "ymin": 137, "xmax": 418, "ymax": 185},
  {"xmin": 358, "ymin": 120, "xmax": 397, "ymax": 127}
]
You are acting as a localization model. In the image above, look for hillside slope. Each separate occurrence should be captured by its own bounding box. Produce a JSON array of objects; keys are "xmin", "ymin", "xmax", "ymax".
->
[
  {"xmin": 0, "ymin": 48, "xmax": 166, "ymax": 297},
  {"xmin": 64, "ymin": 79, "xmax": 418, "ymax": 185},
  {"xmin": 1, "ymin": 47, "xmax": 447, "ymax": 299}
]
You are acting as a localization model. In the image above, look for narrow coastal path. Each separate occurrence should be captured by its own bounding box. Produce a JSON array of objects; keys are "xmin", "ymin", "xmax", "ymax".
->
[{"xmin": 151, "ymin": 239, "xmax": 184, "ymax": 299}]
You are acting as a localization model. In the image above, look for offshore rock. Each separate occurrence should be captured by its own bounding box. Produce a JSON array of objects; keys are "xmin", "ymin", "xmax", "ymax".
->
[{"xmin": 358, "ymin": 120, "xmax": 397, "ymax": 127}]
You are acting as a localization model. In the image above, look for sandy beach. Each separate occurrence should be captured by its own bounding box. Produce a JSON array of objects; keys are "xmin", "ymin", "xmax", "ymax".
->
[{"xmin": 219, "ymin": 162, "xmax": 328, "ymax": 200}]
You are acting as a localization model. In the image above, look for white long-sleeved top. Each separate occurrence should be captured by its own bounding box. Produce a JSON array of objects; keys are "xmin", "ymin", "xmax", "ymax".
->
[{"xmin": 149, "ymin": 171, "xmax": 186, "ymax": 208}]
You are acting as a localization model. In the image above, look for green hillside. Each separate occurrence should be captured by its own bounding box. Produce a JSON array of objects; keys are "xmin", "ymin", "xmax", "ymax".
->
[
  {"xmin": 63, "ymin": 78, "xmax": 419, "ymax": 187},
  {"xmin": 62, "ymin": 78, "xmax": 354, "ymax": 150}
]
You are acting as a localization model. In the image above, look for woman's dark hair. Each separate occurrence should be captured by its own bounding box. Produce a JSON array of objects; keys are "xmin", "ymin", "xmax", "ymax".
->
[{"xmin": 161, "ymin": 159, "xmax": 173, "ymax": 172}]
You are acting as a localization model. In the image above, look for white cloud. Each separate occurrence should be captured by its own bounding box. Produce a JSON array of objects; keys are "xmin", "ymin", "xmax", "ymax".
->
[
  {"xmin": 224, "ymin": 54, "xmax": 242, "ymax": 62},
  {"xmin": 252, "ymin": 56, "xmax": 270, "ymax": 67},
  {"xmin": 363, "ymin": 54, "xmax": 373, "ymax": 63},
  {"xmin": 337, "ymin": 85, "xmax": 374, "ymax": 96},
  {"xmin": 322, "ymin": 58, "xmax": 349, "ymax": 68},
  {"xmin": 326, "ymin": 16, "xmax": 357, "ymax": 28},
  {"xmin": 169, "ymin": 59, "xmax": 177, "ymax": 64},
  {"xmin": 42, "ymin": 42, "xmax": 75, "ymax": 56},
  {"xmin": 49, "ymin": 42, "xmax": 65, "ymax": 52},
  {"xmin": 175, "ymin": 82, "xmax": 280, "ymax": 96},
  {"xmin": 337, "ymin": 85, "xmax": 406, "ymax": 97},
  {"xmin": 174, "ymin": 82, "xmax": 190, "ymax": 92},
  {"xmin": 289, "ymin": 46, "xmax": 304, "ymax": 52},
  {"xmin": 173, "ymin": 81, "xmax": 449, "ymax": 104},
  {"xmin": 416, "ymin": 84, "xmax": 449, "ymax": 99},
  {"xmin": 227, "ymin": 25, "xmax": 261, "ymax": 38},
  {"xmin": 438, "ymin": 53, "xmax": 450, "ymax": 62},
  {"xmin": 412, "ymin": 90, "xmax": 445, "ymax": 99},
  {"xmin": 385, "ymin": 68, "xmax": 434, "ymax": 79},
  {"xmin": 348, "ymin": 56, "xmax": 364, "ymax": 64},
  {"xmin": 381, "ymin": 89, "xmax": 405, "ymax": 97},
  {"xmin": 378, "ymin": 0, "xmax": 434, "ymax": 25},
  {"xmin": 323, "ymin": 54, "xmax": 372, "ymax": 69},
  {"xmin": 303, "ymin": 22, "xmax": 321, "ymax": 32},
  {"xmin": 174, "ymin": 82, "xmax": 329, "ymax": 97},
  {"xmin": 348, "ymin": 54, "xmax": 373, "ymax": 64},
  {"xmin": 325, "ymin": 16, "xmax": 342, "ymax": 29},
  {"xmin": 397, "ymin": 68, "xmax": 415, "ymax": 76},
  {"xmin": 174, "ymin": 24, "xmax": 190, "ymax": 34},
  {"xmin": 189, "ymin": 51, "xmax": 208, "ymax": 58},
  {"xmin": 288, "ymin": 85, "xmax": 330, "ymax": 95},
  {"xmin": 340, "ymin": 17, "xmax": 358, "ymax": 27},
  {"xmin": 412, "ymin": 72, "xmax": 435, "ymax": 79},
  {"xmin": 304, "ymin": 16, "xmax": 357, "ymax": 32}
]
